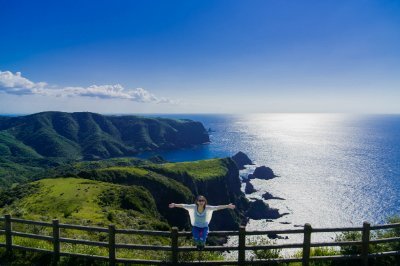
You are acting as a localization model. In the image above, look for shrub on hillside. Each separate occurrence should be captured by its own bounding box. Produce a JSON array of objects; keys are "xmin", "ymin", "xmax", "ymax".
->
[{"xmin": 0, "ymin": 183, "xmax": 39, "ymax": 208}]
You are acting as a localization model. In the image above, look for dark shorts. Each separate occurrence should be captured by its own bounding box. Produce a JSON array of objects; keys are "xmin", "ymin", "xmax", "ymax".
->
[{"xmin": 192, "ymin": 226, "xmax": 209, "ymax": 243}]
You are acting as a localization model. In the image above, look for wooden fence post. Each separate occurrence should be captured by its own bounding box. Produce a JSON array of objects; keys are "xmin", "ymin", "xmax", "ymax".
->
[
  {"xmin": 171, "ymin": 227, "xmax": 179, "ymax": 265},
  {"xmin": 302, "ymin": 223, "xmax": 312, "ymax": 266},
  {"xmin": 52, "ymin": 219, "xmax": 60, "ymax": 264},
  {"xmin": 5, "ymin": 214, "xmax": 12, "ymax": 255},
  {"xmin": 238, "ymin": 226, "xmax": 246, "ymax": 266},
  {"xmin": 362, "ymin": 221, "xmax": 371, "ymax": 266},
  {"xmin": 109, "ymin": 224, "xmax": 116, "ymax": 266}
]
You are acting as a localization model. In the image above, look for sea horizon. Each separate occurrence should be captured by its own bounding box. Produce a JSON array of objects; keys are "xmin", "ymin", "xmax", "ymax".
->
[{"xmin": 2, "ymin": 112, "xmax": 400, "ymax": 116}]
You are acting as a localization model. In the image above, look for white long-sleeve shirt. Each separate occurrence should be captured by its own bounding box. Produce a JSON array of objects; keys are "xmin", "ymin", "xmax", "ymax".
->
[{"xmin": 182, "ymin": 204, "xmax": 222, "ymax": 228}]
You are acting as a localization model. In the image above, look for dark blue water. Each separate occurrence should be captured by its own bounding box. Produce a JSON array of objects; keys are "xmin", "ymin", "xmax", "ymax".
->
[{"xmin": 140, "ymin": 114, "xmax": 400, "ymax": 228}]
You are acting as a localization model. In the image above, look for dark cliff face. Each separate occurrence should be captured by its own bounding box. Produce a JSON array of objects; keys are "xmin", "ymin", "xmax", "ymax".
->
[
  {"xmin": 197, "ymin": 159, "xmax": 249, "ymax": 230},
  {"xmin": 0, "ymin": 111, "xmax": 210, "ymax": 160},
  {"xmin": 143, "ymin": 158, "xmax": 249, "ymax": 230}
]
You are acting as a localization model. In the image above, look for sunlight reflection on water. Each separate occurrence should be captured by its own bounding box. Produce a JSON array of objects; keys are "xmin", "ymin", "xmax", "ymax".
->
[{"xmin": 140, "ymin": 114, "xmax": 400, "ymax": 232}]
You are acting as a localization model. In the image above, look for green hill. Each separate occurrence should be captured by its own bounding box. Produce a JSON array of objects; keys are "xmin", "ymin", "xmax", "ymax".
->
[
  {"xmin": 0, "ymin": 157, "xmax": 248, "ymax": 236},
  {"xmin": 0, "ymin": 111, "xmax": 209, "ymax": 160},
  {"xmin": 0, "ymin": 131, "xmax": 42, "ymax": 158},
  {"xmin": 0, "ymin": 156, "xmax": 63, "ymax": 187},
  {"xmin": 0, "ymin": 178, "xmax": 173, "ymax": 263},
  {"xmin": 43, "ymin": 157, "xmax": 247, "ymax": 230},
  {"xmin": 0, "ymin": 131, "xmax": 47, "ymax": 186},
  {"xmin": 0, "ymin": 157, "xmax": 247, "ymax": 230},
  {"xmin": 0, "ymin": 157, "xmax": 278, "ymax": 264},
  {"xmin": 0, "ymin": 111, "xmax": 209, "ymax": 187},
  {"xmin": 144, "ymin": 158, "xmax": 248, "ymax": 230},
  {"xmin": 0, "ymin": 177, "xmax": 167, "ymax": 229}
]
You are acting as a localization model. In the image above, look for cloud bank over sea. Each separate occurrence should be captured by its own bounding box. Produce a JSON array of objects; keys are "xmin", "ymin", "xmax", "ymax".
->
[{"xmin": 0, "ymin": 70, "xmax": 176, "ymax": 104}]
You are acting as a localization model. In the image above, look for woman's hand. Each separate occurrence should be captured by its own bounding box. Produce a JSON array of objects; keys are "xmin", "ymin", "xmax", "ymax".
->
[
  {"xmin": 169, "ymin": 203, "xmax": 176, "ymax": 208},
  {"xmin": 227, "ymin": 203, "xmax": 235, "ymax": 209}
]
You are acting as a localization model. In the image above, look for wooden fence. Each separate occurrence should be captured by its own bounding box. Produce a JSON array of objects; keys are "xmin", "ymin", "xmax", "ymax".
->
[{"xmin": 1, "ymin": 214, "xmax": 400, "ymax": 265}]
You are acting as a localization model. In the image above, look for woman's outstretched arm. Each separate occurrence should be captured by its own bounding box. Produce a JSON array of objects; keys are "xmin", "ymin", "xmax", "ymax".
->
[
  {"xmin": 213, "ymin": 203, "xmax": 236, "ymax": 211},
  {"xmin": 169, "ymin": 203, "xmax": 185, "ymax": 208}
]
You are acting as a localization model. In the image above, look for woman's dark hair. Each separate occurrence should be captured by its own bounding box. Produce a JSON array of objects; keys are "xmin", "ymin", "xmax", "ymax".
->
[{"xmin": 195, "ymin": 195, "xmax": 208, "ymax": 208}]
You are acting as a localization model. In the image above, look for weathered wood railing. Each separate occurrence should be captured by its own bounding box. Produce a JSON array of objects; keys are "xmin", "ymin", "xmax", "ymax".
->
[{"xmin": 1, "ymin": 214, "xmax": 400, "ymax": 265}]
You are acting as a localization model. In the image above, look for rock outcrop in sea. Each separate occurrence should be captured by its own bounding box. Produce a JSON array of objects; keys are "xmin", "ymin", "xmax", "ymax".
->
[
  {"xmin": 262, "ymin": 192, "xmax": 285, "ymax": 200},
  {"xmin": 249, "ymin": 165, "xmax": 277, "ymax": 180},
  {"xmin": 231, "ymin": 151, "xmax": 253, "ymax": 170},
  {"xmin": 244, "ymin": 179, "xmax": 257, "ymax": 194},
  {"xmin": 230, "ymin": 153, "xmax": 286, "ymax": 225},
  {"xmin": 246, "ymin": 199, "xmax": 281, "ymax": 220}
]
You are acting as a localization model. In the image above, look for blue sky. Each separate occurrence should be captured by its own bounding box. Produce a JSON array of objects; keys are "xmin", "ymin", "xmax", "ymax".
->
[{"xmin": 1, "ymin": 0, "xmax": 399, "ymax": 114}]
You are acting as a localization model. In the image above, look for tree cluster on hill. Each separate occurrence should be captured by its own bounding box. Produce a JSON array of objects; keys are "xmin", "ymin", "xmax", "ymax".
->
[{"xmin": 0, "ymin": 111, "xmax": 209, "ymax": 187}]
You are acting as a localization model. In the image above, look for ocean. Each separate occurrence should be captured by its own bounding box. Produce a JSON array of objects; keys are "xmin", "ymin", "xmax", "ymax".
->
[{"xmin": 139, "ymin": 113, "xmax": 400, "ymax": 231}]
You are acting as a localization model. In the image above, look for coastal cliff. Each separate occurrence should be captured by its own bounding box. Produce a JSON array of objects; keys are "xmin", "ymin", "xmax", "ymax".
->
[
  {"xmin": 147, "ymin": 158, "xmax": 248, "ymax": 230},
  {"xmin": 0, "ymin": 155, "xmax": 284, "ymax": 250},
  {"xmin": 39, "ymin": 157, "xmax": 250, "ymax": 230}
]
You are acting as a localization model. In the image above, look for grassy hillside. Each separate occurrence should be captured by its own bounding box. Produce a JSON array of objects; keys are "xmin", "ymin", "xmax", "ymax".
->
[
  {"xmin": 0, "ymin": 111, "xmax": 209, "ymax": 160},
  {"xmin": 0, "ymin": 177, "xmax": 167, "ymax": 229},
  {"xmin": 159, "ymin": 159, "xmax": 229, "ymax": 180},
  {"xmin": 42, "ymin": 157, "xmax": 150, "ymax": 179},
  {"xmin": 76, "ymin": 165, "xmax": 195, "ymax": 228},
  {"xmin": 0, "ymin": 178, "xmax": 175, "ymax": 263},
  {"xmin": 0, "ymin": 157, "xmax": 248, "ymax": 264},
  {"xmin": 0, "ymin": 131, "xmax": 42, "ymax": 158},
  {"xmin": 0, "ymin": 111, "xmax": 210, "ymax": 188},
  {"xmin": 30, "ymin": 157, "xmax": 246, "ymax": 230},
  {"xmin": 0, "ymin": 156, "xmax": 247, "ymax": 228},
  {"xmin": 0, "ymin": 156, "xmax": 63, "ymax": 187},
  {"xmin": 0, "ymin": 131, "xmax": 48, "ymax": 186}
]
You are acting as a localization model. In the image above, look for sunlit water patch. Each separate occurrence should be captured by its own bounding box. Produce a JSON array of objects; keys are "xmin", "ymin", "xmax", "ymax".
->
[{"xmin": 139, "ymin": 114, "xmax": 400, "ymax": 232}]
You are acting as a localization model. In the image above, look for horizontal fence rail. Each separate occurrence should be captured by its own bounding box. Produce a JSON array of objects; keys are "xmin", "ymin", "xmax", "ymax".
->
[{"xmin": 1, "ymin": 214, "xmax": 400, "ymax": 265}]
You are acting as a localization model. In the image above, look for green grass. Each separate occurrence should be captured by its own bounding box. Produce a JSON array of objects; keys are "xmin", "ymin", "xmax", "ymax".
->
[
  {"xmin": 73, "ymin": 157, "xmax": 146, "ymax": 169},
  {"xmin": 0, "ymin": 177, "xmax": 167, "ymax": 229},
  {"xmin": 11, "ymin": 178, "xmax": 105, "ymax": 223},
  {"xmin": 93, "ymin": 166, "xmax": 194, "ymax": 201},
  {"xmin": 159, "ymin": 158, "xmax": 229, "ymax": 180},
  {"xmin": 0, "ymin": 177, "xmax": 177, "ymax": 263},
  {"xmin": 101, "ymin": 166, "xmax": 149, "ymax": 176}
]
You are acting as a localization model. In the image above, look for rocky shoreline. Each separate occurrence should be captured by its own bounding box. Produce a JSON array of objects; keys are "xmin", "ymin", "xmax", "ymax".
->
[{"xmin": 231, "ymin": 152, "xmax": 287, "ymax": 227}]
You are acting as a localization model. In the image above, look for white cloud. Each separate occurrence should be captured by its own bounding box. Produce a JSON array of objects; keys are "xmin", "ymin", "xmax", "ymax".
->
[
  {"xmin": 62, "ymin": 84, "xmax": 134, "ymax": 99},
  {"xmin": 0, "ymin": 70, "xmax": 176, "ymax": 104},
  {"xmin": 0, "ymin": 71, "xmax": 48, "ymax": 95}
]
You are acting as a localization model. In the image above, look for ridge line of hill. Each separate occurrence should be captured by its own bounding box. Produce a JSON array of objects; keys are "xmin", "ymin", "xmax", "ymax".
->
[{"xmin": 0, "ymin": 111, "xmax": 210, "ymax": 186}]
